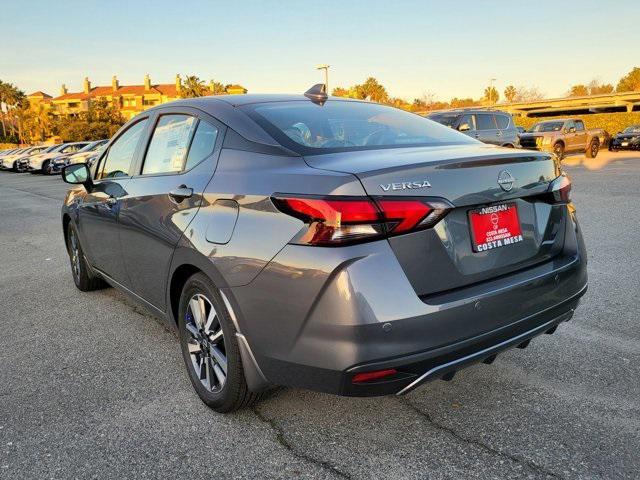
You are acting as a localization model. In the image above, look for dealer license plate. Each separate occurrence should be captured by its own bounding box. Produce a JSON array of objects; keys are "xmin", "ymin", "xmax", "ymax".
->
[{"xmin": 469, "ymin": 203, "xmax": 523, "ymax": 252}]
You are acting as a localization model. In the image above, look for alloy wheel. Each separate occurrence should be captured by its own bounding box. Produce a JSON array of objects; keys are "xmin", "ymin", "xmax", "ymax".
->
[{"xmin": 185, "ymin": 293, "xmax": 227, "ymax": 392}]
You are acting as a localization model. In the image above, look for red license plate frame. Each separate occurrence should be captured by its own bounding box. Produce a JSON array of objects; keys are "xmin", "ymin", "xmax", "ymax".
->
[{"xmin": 469, "ymin": 203, "xmax": 523, "ymax": 252}]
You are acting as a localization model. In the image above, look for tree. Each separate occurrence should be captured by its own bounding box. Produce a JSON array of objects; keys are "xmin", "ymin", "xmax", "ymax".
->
[
  {"xmin": 179, "ymin": 75, "xmax": 209, "ymax": 98},
  {"xmin": 513, "ymin": 86, "xmax": 545, "ymax": 102},
  {"xmin": 588, "ymin": 80, "xmax": 614, "ymax": 95},
  {"xmin": 50, "ymin": 98, "xmax": 124, "ymax": 142},
  {"xmin": 357, "ymin": 77, "xmax": 389, "ymax": 103},
  {"xmin": 616, "ymin": 67, "xmax": 640, "ymax": 92},
  {"xmin": 568, "ymin": 84, "xmax": 589, "ymax": 97},
  {"xmin": 483, "ymin": 86, "xmax": 499, "ymax": 105},
  {"xmin": 331, "ymin": 87, "xmax": 350, "ymax": 97},
  {"xmin": 209, "ymin": 80, "xmax": 226, "ymax": 95},
  {"xmin": 504, "ymin": 85, "xmax": 517, "ymax": 103},
  {"xmin": 450, "ymin": 97, "xmax": 478, "ymax": 108},
  {"xmin": 0, "ymin": 80, "xmax": 25, "ymax": 142}
]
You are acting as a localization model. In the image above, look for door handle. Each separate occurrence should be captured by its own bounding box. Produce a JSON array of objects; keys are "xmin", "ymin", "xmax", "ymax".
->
[
  {"xmin": 496, "ymin": 131, "xmax": 502, "ymax": 136},
  {"xmin": 474, "ymin": 133, "xmax": 480, "ymax": 138},
  {"xmin": 169, "ymin": 186, "xmax": 193, "ymax": 201},
  {"xmin": 105, "ymin": 196, "xmax": 117, "ymax": 207}
]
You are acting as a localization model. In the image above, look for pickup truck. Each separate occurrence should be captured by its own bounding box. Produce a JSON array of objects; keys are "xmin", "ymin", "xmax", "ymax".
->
[{"xmin": 519, "ymin": 118, "xmax": 602, "ymax": 159}]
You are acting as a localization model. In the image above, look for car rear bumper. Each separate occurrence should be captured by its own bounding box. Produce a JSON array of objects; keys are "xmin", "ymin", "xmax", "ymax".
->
[{"xmin": 228, "ymin": 206, "xmax": 588, "ymax": 396}]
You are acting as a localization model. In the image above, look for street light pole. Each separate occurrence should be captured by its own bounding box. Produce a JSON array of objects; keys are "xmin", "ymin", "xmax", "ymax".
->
[{"xmin": 316, "ymin": 64, "xmax": 330, "ymax": 93}]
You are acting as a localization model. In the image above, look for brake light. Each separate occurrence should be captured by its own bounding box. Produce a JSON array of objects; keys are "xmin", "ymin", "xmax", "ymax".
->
[
  {"xmin": 272, "ymin": 195, "xmax": 451, "ymax": 246},
  {"xmin": 548, "ymin": 173, "xmax": 571, "ymax": 203},
  {"xmin": 352, "ymin": 368, "xmax": 398, "ymax": 383}
]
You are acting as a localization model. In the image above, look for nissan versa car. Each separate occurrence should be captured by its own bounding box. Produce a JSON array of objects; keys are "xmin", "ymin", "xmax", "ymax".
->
[{"xmin": 60, "ymin": 87, "xmax": 588, "ymax": 412}]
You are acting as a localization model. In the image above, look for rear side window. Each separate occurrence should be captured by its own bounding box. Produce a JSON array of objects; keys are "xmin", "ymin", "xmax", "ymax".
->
[
  {"xmin": 98, "ymin": 119, "xmax": 148, "ymax": 179},
  {"xmin": 476, "ymin": 114, "xmax": 497, "ymax": 130},
  {"xmin": 185, "ymin": 120, "xmax": 218, "ymax": 170},
  {"xmin": 141, "ymin": 114, "xmax": 218, "ymax": 175},
  {"xmin": 494, "ymin": 114, "xmax": 510, "ymax": 129}
]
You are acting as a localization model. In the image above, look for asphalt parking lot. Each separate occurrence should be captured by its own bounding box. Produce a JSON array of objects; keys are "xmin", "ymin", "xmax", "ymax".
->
[{"xmin": 1, "ymin": 151, "xmax": 639, "ymax": 479}]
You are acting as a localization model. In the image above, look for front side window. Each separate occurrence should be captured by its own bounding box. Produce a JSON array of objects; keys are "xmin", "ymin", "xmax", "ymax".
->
[
  {"xmin": 97, "ymin": 119, "xmax": 148, "ymax": 179},
  {"xmin": 246, "ymin": 101, "xmax": 476, "ymax": 155},
  {"xmin": 565, "ymin": 120, "xmax": 576, "ymax": 132},
  {"xmin": 575, "ymin": 120, "xmax": 585, "ymax": 131},
  {"xmin": 142, "ymin": 115, "xmax": 197, "ymax": 175},
  {"xmin": 476, "ymin": 114, "xmax": 496, "ymax": 131},
  {"xmin": 458, "ymin": 114, "xmax": 476, "ymax": 131}
]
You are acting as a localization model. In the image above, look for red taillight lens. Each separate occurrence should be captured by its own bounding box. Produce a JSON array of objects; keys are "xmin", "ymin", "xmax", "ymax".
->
[
  {"xmin": 272, "ymin": 195, "xmax": 451, "ymax": 246},
  {"xmin": 352, "ymin": 369, "xmax": 398, "ymax": 384},
  {"xmin": 548, "ymin": 173, "xmax": 572, "ymax": 203}
]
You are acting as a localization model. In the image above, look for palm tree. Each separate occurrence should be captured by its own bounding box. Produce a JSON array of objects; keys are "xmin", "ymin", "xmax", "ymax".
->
[
  {"xmin": 180, "ymin": 75, "xmax": 208, "ymax": 98},
  {"xmin": 483, "ymin": 86, "xmax": 499, "ymax": 105},
  {"xmin": 209, "ymin": 80, "xmax": 225, "ymax": 95},
  {"xmin": 504, "ymin": 85, "xmax": 517, "ymax": 103}
]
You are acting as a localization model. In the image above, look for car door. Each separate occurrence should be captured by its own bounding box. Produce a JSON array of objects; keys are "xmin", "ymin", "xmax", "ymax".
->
[
  {"xmin": 475, "ymin": 113, "xmax": 500, "ymax": 144},
  {"xmin": 117, "ymin": 108, "xmax": 224, "ymax": 310},
  {"xmin": 563, "ymin": 120, "xmax": 577, "ymax": 152},
  {"xmin": 574, "ymin": 120, "xmax": 588, "ymax": 151},
  {"xmin": 76, "ymin": 118, "xmax": 150, "ymax": 287},
  {"xmin": 494, "ymin": 113, "xmax": 516, "ymax": 146},
  {"xmin": 457, "ymin": 114, "xmax": 477, "ymax": 140}
]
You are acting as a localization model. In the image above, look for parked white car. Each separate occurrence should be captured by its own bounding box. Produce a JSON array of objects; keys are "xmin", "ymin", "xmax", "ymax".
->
[
  {"xmin": 0, "ymin": 146, "xmax": 49, "ymax": 171},
  {"xmin": 21, "ymin": 142, "xmax": 89, "ymax": 174},
  {"xmin": 49, "ymin": 139, "xmax": 108, "ymax": 174}
]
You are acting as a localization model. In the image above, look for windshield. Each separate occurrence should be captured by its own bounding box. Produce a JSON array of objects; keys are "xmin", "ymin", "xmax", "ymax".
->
[
  {"xmin": 623, "ymin": 126, "xmax": 640, "ymax": 134},
  {"xmin": 427, "ymin": 113, "xmax": 461, "ymax": 128},
  {"xmin": 78, "ymin": 140, "xmax": 107, "ymax": 153},
  {"xmin": 531, "ymin": 122, "xmax": 564, "ymax": 132},
  {"xmin": 244, "ymin": 101, "xmax": 476, "ymax": 154}
]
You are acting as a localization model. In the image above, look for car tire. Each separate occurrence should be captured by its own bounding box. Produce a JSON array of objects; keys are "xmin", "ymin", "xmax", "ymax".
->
[
  {"xmin": 586, "ymin": 139, "xmax": 599, "ymax": 158},
  {"xmin": 178, "ymin": 272, "xmax": 261, "ymax": 413},
  {"xmin": 66, "ymin": 223, "xmax": 106, "ymax": 291},
  {"xmin": 12, "ymin": 161, "xmax": 19, "ymax": 172},
  {"xmin": 42, "ymin": 160, "xmax": 51, "ymax": 175},
  {"xmin": 553, "ymin": 142, "xmax": 565, "ymax": 160}
]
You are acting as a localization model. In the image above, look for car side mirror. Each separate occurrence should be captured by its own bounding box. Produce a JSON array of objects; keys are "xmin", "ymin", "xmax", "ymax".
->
[
  {"xmin": 458, "ymin": 123, "xmax": 471, "ymax": 132},
  {"xmin": 567, "ymin": 127, "xmax": 576, "ymax": 133},
  {"xmin": 62, "ymin": 163, "xmax": 93, "ymax": 190}
]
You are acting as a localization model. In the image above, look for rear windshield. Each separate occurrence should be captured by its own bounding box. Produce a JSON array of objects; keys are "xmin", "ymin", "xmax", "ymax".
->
[{"xmin": 243, "ymin": 101, "xmax": 476, "ymax": 154}]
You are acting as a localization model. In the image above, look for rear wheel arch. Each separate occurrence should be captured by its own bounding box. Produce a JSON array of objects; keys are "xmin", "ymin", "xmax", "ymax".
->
[{"xmin": 169, "ymin": 263, "xmax": 203, "ymax": 328}]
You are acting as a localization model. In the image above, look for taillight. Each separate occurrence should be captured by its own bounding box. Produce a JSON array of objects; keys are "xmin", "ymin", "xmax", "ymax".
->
[
  {"xmin": 272, "ymin": 195, "xmax": 451, "ymax": 246},
  {"xmin": 352, "ymin": 368, "xmax": 398, "ymax": 384},
  {"xmin": 547, "ymin": 173, "xmax": 572, "ymax": 203}
]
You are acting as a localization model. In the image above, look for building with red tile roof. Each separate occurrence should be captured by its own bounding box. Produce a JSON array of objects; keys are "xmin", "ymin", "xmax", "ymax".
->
[{"xmin": 28, "ymin": 75, "xmax": 245, "ymax": 120}]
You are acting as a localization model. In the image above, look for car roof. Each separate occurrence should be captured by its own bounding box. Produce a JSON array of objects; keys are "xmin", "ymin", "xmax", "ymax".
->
[{"xmin": 144, "ymin": 95, "xmax": 363, "ymax": 148}]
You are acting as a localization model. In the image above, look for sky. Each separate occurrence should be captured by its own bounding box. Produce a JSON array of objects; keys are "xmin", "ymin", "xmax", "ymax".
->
[{"xmin": 2, "ymin": 0, "xmax": 639, "ymax": 102}]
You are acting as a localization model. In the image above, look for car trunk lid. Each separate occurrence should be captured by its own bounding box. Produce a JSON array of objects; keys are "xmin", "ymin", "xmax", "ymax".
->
[{"xmin": 304, "ymin": 144, "xmax": 566, "ymax": 297}]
